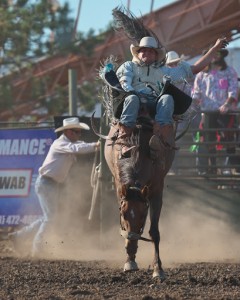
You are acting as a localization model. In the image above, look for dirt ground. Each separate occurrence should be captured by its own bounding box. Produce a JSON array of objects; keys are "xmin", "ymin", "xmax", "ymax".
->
[
  {"xmin": 1, "ymin": 174, "xmax": 240, "ymax": 299},
  {"xmin": 0, "ymin": 255, "xmax": 239, "ymax": 300},
  {"xmin": 0, "ymin": 237, "xmax": 240, "ymax": 300}
]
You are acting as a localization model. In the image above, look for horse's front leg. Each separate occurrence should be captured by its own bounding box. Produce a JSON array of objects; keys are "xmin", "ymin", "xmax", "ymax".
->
[
  {"xmin": 119, "ymin": 199, "xmax": 141, "ymax": 272},
  {"xmin": 149, "ymin": 192, "xmax": 166, "ymax": 281},
  {"xmin": 124, "ymin": 239, "xmax": 139, "ymax": 271}
]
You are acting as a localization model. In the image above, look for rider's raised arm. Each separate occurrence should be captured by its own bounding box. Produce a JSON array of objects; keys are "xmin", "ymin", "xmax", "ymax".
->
[{"xmin": 191, "ymin": 37, "xmax": 228, "ymax": 74}]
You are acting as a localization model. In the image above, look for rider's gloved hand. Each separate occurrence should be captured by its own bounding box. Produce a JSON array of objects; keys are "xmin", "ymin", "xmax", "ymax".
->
[{"xmin": 162, "ymin": 75, "xmax": 171, "ymax": 85}]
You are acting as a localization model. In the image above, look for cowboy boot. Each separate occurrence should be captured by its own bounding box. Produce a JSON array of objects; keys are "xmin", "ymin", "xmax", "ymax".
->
[
  {"xmin": 149, "ymin": 123, "xmax": 178, "ymax": 151},
  {"xmin": 118, "ymin": 123, "xmax": 133, "ymax": 139}
]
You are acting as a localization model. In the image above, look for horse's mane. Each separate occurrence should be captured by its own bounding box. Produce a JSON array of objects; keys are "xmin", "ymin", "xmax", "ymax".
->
[
  {"xmin": 118, "ymin": 147, "xmax": 139, "ymax": 186},
  {"xmin": 117, "ymin": 129, "xmax": 149, "ymax": 187}
]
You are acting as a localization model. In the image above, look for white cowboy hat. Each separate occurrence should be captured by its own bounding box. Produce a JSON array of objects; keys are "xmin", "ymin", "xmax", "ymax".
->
[
  {"xmin": 166, "ymin": 51, "xmax": 189, "ymax": 65},
  {"xmin": 130, "ymin": 37, "xmax": 166, "ymax": 62},
  {"xmin": 166, "ymin": 51, "xmax": 181, "ymax": 65},
  {"xmin": 55, "ymin": 117, "xmax": 90, "ymax": 132}
]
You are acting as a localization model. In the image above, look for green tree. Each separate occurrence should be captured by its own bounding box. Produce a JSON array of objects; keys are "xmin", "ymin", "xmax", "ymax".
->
[
  {"xmin": 0, "ymin": 0, "xmax": 110, "ymax": 122},
  {"xmin": 0, "ymin": 0, "xmax": 75, "ymax": 62}
]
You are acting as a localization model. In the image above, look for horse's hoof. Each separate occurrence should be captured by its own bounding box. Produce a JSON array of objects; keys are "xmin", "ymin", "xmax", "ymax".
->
[
  {"xmin": 152, "ymin": 268, "xmax": 166, "ymax": 282},
  {"xmin": 124, "ymin": 261, "xmax": 139, "ymax": 272}
]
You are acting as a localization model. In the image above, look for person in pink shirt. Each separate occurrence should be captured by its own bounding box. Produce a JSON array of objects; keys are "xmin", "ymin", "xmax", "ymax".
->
[{"xmin": 192, "ymin": 49, "xmax": 239, "ymax": 175}]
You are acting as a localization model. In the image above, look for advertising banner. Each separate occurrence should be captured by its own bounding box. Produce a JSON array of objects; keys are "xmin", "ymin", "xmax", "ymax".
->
[{"xmin": 0, "ymin": 128, "xmax": 56, "ymax": 226}]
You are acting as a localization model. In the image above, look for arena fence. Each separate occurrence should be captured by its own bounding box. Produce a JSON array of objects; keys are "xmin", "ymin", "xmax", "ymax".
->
[{"xmin": 170, "ymin": 110, "xmax": 240, "ymax": 190}]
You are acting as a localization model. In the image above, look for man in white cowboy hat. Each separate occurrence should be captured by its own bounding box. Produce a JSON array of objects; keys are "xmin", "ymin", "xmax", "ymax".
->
[
  {"xmin": 8, "ymin": 117, "xmax": 100, "ymax": 258},
  {"xmin": 165, "ymin": 50, "xmax": 196, "ymax": 175},
  {"xmin": 166, "ymin": 50, "xmax": 193, "ymax": 96},
  {"xmin": 166, "ymin": 51, "xmax": 182, "ymax": 67},
  {"xmin": 115, "ymin": 35, "xmax": 228, "ymax": 152}
]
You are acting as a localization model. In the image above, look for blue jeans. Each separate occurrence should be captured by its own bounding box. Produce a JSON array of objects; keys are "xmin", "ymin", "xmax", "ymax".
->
[
  {"xmin": 14, "ymin": 175, "xmax": 62, "ymax": 257},
  {"xmin": 120, "ymin": 94, "xmax": 174, "ymax": 127}
]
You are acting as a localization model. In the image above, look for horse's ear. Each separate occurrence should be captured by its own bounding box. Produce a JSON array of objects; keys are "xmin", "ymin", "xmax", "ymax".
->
[
  {"xmin": 141, "ymin": 185, "xmax": 149, "ymax": 199},
  {"xmin": 121, "ymin": 184, "xmax": 127, "ymax": 198},
  {"xmin": 117, "ymin": 184, "xmax": 127, "ymax": 199}
]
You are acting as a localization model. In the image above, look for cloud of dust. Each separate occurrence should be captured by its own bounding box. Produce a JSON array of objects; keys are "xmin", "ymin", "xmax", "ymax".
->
[
  {"xmin": 25, "ymin": 164, "xmax": 126, "ymax": 266},
  {"xmin": 137, "ymin": 191, "xmax": 240, "ymax": 269},
  {"xmin": 161, "ymin": 213, "xmax": 240, "ymax": 267},
  {"xmin": 17, "ymin": 168, "xmax": 239, "ymax": 271}
]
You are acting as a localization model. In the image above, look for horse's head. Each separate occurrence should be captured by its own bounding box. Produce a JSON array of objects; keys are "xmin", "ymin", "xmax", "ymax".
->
[{"xmin": 118, "ymin": 184, "xmax": 149, "ymax": 240}]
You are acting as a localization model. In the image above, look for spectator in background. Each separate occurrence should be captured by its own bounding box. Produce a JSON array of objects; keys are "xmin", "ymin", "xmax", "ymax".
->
[
  {"xmin": 192, "ymin": 49, "xmax": 240, "ymax": 175},
  {"xmin": 166, "ymin": 50, "xmax": 194, "ymax": 95},
  {"xmin": 166, "ymin": 50, "xmax": 196, "ymax": 175},
  {"xmin": 8, "ymin": 117, "xmax": 100, "ymax": 258},
  {"xmin": 166, "ymin": 51, "xmax": 182, "ymax": 66}
]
